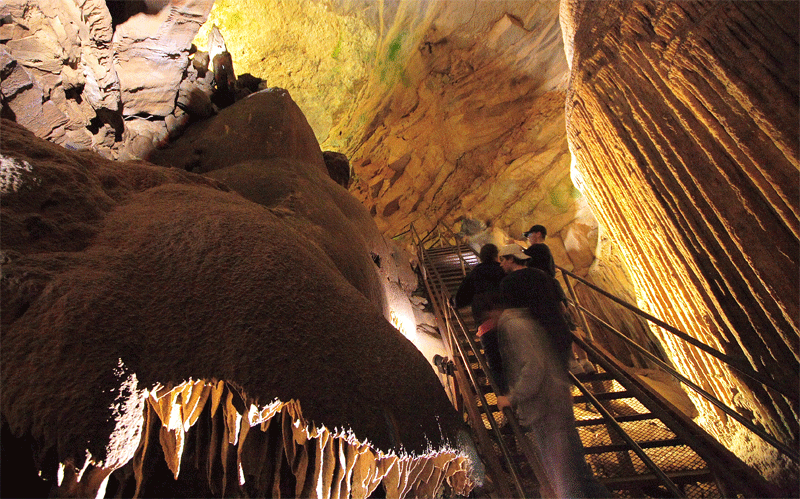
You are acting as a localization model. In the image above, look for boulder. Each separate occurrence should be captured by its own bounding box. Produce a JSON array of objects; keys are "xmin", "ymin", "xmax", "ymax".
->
[{"xmin": 0, "ymin": 119, "xmax": 471, "ymax": 495}]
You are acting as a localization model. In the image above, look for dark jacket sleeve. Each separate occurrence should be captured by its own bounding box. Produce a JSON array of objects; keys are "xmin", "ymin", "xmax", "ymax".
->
[{"xmin": 455, "ymin": 271, "xmax": 475, "ymax": 309}]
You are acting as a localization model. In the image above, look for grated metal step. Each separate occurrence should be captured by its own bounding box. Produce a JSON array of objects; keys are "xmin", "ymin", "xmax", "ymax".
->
[{"xmin": 418, "ymin": 243, "xmax": 734, "ymax": 498}]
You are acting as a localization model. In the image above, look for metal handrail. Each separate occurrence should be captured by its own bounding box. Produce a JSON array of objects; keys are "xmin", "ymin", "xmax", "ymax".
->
[
  {"xmin": 445, "ymin": 309, "xmax": 529, "ymax": 498},
  {"xmin": 436, "ymin": 221, "xmax": 470, "ymax": 277},
  {"xmin": 575, "ymin": 303, "xmax": 800, "ymax": 462},
  {"xmin": 412, "ymin": 247, "xmax": 525, "ymax": 497},
  {"xmin": 557, "ymin": 265, "xmax": 799, "ymax": 462},
  {"xmin": 557, "ymin": 266, "xmax": 798, "ymax": 402},
  {"xmin": 409, "ymin": 220, "xmax": 470, "ymax": 276}
]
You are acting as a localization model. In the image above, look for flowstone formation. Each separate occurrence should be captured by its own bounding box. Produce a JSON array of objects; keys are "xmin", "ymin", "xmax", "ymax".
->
[
  {"xmin": 562, "ymin": 0, "xmax": 798, "ymax": 486},
  {"xmin": 0, "ymin": 108, "xmax": 473, "ymax": 496}
]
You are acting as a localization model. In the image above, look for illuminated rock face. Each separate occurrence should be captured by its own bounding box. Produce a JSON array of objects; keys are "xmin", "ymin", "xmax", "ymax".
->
[
  {"xmin": 0, "ymin": 0, "xmax": 598, "ymax": 274},
  {"xmin": 2, "ymin": 0, "xmax": 799, "ymax": 490},
  {"xmin": 0, "ymin": 117, "xmax": 471, "ymax": 496},
  {"xmin": 190, "ymin": 0, "xmax": 601, "ymax": 277},
  {"xmin": 562, "ymin": 0, "xmax": 798, "ymax": 481},
  {"xmin": 0, "ymin": 0, "xmax": 215, "ymax": 159},
  {"xmin": 325, "ymin": 1, "xmax": 597, "ymax": 275}
]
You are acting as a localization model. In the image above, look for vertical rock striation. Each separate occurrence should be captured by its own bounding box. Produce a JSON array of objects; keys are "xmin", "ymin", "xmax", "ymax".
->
[{"xmin": 563, "ymin": 0, "xmax": 798, "ymax": 482}]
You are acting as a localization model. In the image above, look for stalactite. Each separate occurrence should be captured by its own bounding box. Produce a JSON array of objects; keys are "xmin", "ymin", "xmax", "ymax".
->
[{"xmin": 66, "ymin": 380, "xmax": 473, "ymax": 498}]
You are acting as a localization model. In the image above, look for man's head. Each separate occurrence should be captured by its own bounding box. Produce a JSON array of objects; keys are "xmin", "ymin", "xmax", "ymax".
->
[
  {"xmin": 498, "ymin": 244, "xmax": 530, "ymax": 273},
  {"xmin": 524, "ymin": 224, "xmax": 547, "ymax": 245},
  {"xmin": 479, "ymin": 243, "xmax": 499, "ymax": 264}
]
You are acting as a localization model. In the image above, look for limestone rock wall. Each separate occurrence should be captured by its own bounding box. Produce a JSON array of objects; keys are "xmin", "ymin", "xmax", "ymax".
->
[
  {"xmin": 0, "ymin": 0, "xmax": 214, "ymax": 160},
  {"xmin": 328, "ymin": 1, "xmax": 597, "ymax": 276},
  {"xmin": 196, "ymin": 0, "xmax": 599, "ymax": 276},
  {"xmin": 562, "ymin": 0, "xmax": 798, "ymax": 481},
  {"xmin": 1, "ymin": 0, "xmax": 602, "ymax": 277},
  {"xmin": 0, "ymin": 118, "xmax": 472, "ymax": 495}
]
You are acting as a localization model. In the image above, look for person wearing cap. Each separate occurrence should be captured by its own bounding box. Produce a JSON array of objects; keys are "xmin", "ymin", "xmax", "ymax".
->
[
  {"xmin": 496, "ymin": 243, "xmax": 572, "ymax": 366},
  {"xmin": 522, "ymin": 225, "xmax": 593, "ymax": 375},
  {"xmin": 523, "ymin": 224, "xmax": 556, "ymax": 277},
  {"xmin": 493, "ymin": 243, "xmax": 607, "ymax": 498}
]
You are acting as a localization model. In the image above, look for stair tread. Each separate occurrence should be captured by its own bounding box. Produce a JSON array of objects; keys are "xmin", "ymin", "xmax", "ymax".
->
[
  {"xmin": 583, "ymin": 438, "xmax": 686, "ymax": 454},
  {"xmin": 600, "ymin": 468, "xmax": 715, "ymax": 488}
]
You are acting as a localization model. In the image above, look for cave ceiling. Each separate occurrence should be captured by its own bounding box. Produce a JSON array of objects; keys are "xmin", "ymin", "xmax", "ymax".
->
[
  {"xmin": 1, "ymin": 0, "xmax": 798, "ymax": 491},
  {"xmin": 193, "ymin": 0, "xmax": 597, "ymax": 274}
]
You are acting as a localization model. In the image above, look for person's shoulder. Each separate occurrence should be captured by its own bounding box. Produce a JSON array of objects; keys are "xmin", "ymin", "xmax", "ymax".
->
[
  {"xmin": 471, "ymin": 262, "xmax": 489, "ymax": 273},
  {"xmin": 475, "ymin": 261, "xmax": 502, "ymax": 272},
  {"xmin": 519, "ymin": 266, "xmax": 550, "ymax": 280},
  {"xmin": 490, "ymin": 264, "xmax": 506, "ymax": 280},
  {"xmin": 501, "ymin": 268, "xmax": 526, "ymax": 283},
  {"xmin": 529, "ymin": 242, "xmax": 552, "ymax": 253},
  {"xmin": 474, "ymin": 264, "xmax": 505, "ymax": 283}
]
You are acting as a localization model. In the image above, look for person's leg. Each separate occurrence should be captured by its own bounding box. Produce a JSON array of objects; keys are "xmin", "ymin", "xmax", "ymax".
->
[
  {"xmin": 479, "ymin": 328, "xmax": 506, "ymax": 393},
  {"xmin": 527, "ymin": 343, "xmax": 608, "ymax": 498},
  {"xmin": 530, "ymin": 425, "xmax": 608, "ymax": 498}
]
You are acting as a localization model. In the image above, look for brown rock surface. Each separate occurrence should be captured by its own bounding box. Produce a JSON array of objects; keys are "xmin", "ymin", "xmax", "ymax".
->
[
  {"xmin": 148, "ymin": 88, "xmax": 410, "ymax": 322},
  {"xmin": 0, "ymin": 118, "xmax": 467, "ymax": 493},
  {"xmin": 563, "ymin": 0, "xmax": 798, "ymax": 482},
  {"xmin": 0, "ymin": 0, "xmax": 216, "ymax": 160}
]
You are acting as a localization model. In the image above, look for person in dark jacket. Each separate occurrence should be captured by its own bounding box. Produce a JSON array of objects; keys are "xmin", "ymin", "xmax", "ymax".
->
[
  {"xmin": 523, "ymin": 224, "xmax": 556, "ymax": 277},
  {"xmin": 453, "ymin": 243, "xmax": 507, "ymax": 392},
  {"xmin": 522, "ymin": 224, "xmax": 593, "ymax": 374},
  {"xmin": 496, "ymin": 244, "xmax": 572, "ymax": 367},
  {"xmin": 494, "ymin": 244, "xmax": 608, "ymax": 498}
]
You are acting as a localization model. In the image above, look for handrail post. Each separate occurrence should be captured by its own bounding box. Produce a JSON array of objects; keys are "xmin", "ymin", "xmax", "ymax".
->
[{"xmin": 561, "ymin": 269, "xmax": 595, "ymax": 342}]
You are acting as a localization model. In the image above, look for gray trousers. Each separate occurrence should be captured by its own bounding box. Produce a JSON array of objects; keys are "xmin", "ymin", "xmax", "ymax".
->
[{"xmin": 499, "ymin": 308, "xmax": 608, "ymax": 498}]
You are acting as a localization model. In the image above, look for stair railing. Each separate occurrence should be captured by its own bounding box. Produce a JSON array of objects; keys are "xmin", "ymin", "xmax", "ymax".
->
[
  {"xmin": 409, "ymin": 218, "xmax": 796, "ymax": 492},
  {"xmin": 410, "ymin": 224, "xmax": 551, "ymax": 497},
  {"xmin": 557, "ymin": 265, "xmax": 800, "ymax": 463},
  {"xmin": 567, "ymin": 370, "xmax": 687, "ymax": 498},
  {"xmin": 416, "ymin": 232, "xmax": 686, "ymax": 496}
]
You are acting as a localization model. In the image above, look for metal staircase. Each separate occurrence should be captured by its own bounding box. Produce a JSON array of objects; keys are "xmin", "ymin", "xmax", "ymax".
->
[{"xmin": 414, "ymin": 238, "xmax": 793, "ymax": 499}]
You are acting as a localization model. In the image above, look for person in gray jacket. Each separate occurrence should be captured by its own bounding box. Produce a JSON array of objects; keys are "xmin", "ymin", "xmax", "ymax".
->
[{"xmin": 494, "ymin": 244, "xmax": 608, "ymax": 498}]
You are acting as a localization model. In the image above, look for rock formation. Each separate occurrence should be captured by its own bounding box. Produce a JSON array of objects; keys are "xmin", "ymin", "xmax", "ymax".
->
[
  {"xmin": 0, "ymin": 0, "xmax": 217, "ymax": 160},
  {"xmin": 148, "ymin": 88, "xmax": 429, "ymax": 354},
  {"xmin": 326, "ymin": 2, "xmax": 596, "ymax": 272},
  {"xmin": 2, "ymin": 0, "xmax": 798, "ymax": 492},
  {"xmin": 0, "ymin": 103, "xmax": 472, "ymax": 496},
  {"xmin": 563, "ymin": 0, "xmax": 798, "ymax": 484}
]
